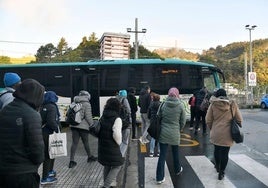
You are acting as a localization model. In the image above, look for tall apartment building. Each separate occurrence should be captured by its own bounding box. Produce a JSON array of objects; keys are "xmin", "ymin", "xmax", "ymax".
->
[{"xmin": 100, "ymin": 32, "xmax": 130, "ymax": 60}]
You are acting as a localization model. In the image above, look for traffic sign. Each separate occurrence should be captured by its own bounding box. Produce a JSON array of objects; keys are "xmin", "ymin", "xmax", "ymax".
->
[{"xmin": 248, "ymin": 72, "xmax": 257, "ymax": 86}]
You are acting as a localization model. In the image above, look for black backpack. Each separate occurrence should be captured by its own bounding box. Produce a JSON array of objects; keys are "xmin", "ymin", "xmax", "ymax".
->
[
  {"xmin": 120, "ymin": 98, "xmax": 131, "ymax": 129},
  {"xmin": 65, "ymin": 102, "xmax": 83, "ymax": 125}
]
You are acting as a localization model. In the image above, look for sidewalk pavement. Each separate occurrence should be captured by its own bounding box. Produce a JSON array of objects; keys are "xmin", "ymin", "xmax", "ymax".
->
[{"xmin": 38, "ymin": 127, "xmax": 139, "ymax": 188}]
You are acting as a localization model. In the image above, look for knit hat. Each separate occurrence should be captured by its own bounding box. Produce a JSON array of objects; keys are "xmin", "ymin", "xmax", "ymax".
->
[
  {"xmin": 215, "ymin": 88, "xmax": 227, "ymax": 97},
  {"xmin": 4, "ymin": 72, "xmax": 21, "ymax": 87},
  {"xmin": 168, "ymin": 87, "xmax": 180, "ymax": 98},
  {"xmin": 119, "ymin": 90, "xmax": 127, "ymax": 97}
]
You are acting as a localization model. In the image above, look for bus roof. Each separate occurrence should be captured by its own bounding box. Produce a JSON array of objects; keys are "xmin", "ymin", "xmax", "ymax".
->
[{"xmin": 0, "ymin": 58, "xmax": 215, "ymax": 68}]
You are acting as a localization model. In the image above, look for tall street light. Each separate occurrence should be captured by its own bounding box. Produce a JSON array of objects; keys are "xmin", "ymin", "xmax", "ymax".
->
[
  {"xmin": 245, "ymin": 24, "xmax": 257, "ymax": 106},
  {"xmin": 127, "ymin": 18, "xmax": 147, "ymax": 59}
]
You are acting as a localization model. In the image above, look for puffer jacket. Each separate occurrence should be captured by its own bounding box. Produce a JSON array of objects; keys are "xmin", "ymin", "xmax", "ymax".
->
[
  {"xmin": 70, "ymin": 95, "xmax": 93, "ymax": 131},
  {"xmin": 138, "ymin": 88, "xmax": 151, "ymax": 113},
  {"xmin": 0, "ymin": 79, "xmax": 45, "ymax": 175},
  {"xmin": 98, "ymin": 109, "xmax": 124, "ymax": 166},
  {"xmin": 158, "ymin": 96, "xmax": 186, "ymax": 145},
  {"xmin": 206, "ymin": 97, "xmax": 243, "ymax": 147}
]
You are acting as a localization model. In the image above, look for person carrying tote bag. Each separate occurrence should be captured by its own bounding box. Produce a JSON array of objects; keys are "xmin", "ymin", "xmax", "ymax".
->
[{"xmin": 206, "ymin": 88, "xmax": 243, "ymax": 180}]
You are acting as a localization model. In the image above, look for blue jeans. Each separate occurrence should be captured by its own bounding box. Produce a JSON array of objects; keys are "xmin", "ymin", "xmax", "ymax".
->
[
  {"xmin": 156, "ymin": 143, "xmax": 181, "ymax": 181},
  {"xmin": 149, "ymin": 138, "xmax": 160, "ymax": 154}
]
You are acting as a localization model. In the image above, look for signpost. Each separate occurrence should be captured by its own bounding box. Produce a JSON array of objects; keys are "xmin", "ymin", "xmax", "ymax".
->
[{"xmin": 248, "ymin": 72, "xmax": 257, "ymax": 86}]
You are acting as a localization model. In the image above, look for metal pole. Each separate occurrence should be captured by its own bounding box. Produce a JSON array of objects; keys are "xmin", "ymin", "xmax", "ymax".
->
[
  {"xmin": 135, "ymin": 18, "xmax": 138, "ymax": 59},
  {"xmin": 244, "ymin": 52, "xmax": 248, "ymax": 104},
  {"xmin": 249, "ymin": 29, "xmax": 254, "ymax": 107}
]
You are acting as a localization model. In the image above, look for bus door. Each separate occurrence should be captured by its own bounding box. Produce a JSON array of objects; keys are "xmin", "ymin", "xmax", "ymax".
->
[{"xmin": 86, "ymin": 74, "xmax": 100, "ymax": 117}]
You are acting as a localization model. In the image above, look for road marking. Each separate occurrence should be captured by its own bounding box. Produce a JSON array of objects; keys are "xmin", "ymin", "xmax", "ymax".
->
[
  {"xmin": 145, "ymin": 157, "xmax": 173, "ymax": 188},
  {"xmin": 186, "ymin": 156, "xmax": 236, "ymax": 188},
  {"xmin": 180, "ymin": 133, "xmax": 199, "ymax": 147},
  {"xmin": 230, "ymin": 154, "xmax": 268, "ymax": 186}
]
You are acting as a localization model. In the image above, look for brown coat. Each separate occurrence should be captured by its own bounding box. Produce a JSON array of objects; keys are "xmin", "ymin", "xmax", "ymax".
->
[{"xmin": 205, "ymin": 97, "xmax": 243, "ymax": 147}]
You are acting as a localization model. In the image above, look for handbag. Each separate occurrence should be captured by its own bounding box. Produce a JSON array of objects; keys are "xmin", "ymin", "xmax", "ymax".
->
[
  {"xmin": 89, "ymin": 118, "xmax": 102, "ymax": 138},
  {"xmin": 147, "ymin": 102, "xmax": 164, "ymax": 140},
  {"xmin": 49, "ymin": 128, "xmax": 67, "ymax": 159},
  {"xmin": 200, "ymin": 94, "xmax": 210, "ymax": 111},
  {"xmin": 230, "ymin": 105, "xmax": 244, "ymax": 143}
]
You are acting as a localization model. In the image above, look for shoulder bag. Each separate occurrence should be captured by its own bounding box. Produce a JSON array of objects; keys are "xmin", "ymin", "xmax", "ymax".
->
[{"xmin": 230, "ymin": 104, "xmax": 244, "ymax": 143}]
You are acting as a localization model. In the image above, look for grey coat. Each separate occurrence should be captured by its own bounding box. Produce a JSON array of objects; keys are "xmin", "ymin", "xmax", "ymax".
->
[
  {"xmin": 158, "ymin": 96, "xmax": 186, "ymax": 145},
  {"xmin": 70, "ymin": 95, "xmax": 94, "ymax": 131}
]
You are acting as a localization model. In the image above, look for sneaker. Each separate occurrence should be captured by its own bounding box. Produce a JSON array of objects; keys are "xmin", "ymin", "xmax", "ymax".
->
[
  {"xmin": 48, "ymin": 170, "xmax": 56, "ymax": 177},
  {"xmin": 176, "ymin": 166, "xmax": 183, "ymax": 175},
  {"xmin": 87, "ymin": 155, "xmax": 98, "ymax": 162},
  {"xmin": 68, "ymin": 161, "xmax": 77, "ymax": 168},
  {"xmin": 157, "ymin": 153, "xmax": 160, "ymax": 157},
  {"xmin": 189, "ymin": 127, "xmax": 194, "ymax": 130},
  {"xmin": 149, "ymin": 153, "xmax": 154, "ymax": 157},
  {"xmin": 156, "ymin": 177, "xmax": 165, "ymax": 184},
  {"xmin": 139, "ymin": 137, "xmax": 145, "ymax": 144},
  {"xmin": 40, "ymin": 177, "xmax": 57, "ymax": 185}
]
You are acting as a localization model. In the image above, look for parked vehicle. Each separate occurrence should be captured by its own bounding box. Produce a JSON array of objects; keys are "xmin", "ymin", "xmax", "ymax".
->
[{"xmin": 260, "ymin": 94, "xmax": 268, "ymax": 109}]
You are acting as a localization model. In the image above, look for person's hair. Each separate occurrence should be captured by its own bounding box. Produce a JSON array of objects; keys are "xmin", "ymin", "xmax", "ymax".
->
[
  {"xmin": 152, "ymin": 93, "xmax": 160, "ymax": 101},
  {"xmin": 104, "ymin": 98, "xmax": 121, "ymax": 113},
  {"xmin": 215, "ymin": 88, "xmax": 227, "ymax": 97}
]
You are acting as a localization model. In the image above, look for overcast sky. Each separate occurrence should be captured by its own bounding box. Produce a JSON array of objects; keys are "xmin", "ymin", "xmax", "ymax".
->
[{"xmin": 0, "ymin": 0, "xmax": 267, "ymax": 57}]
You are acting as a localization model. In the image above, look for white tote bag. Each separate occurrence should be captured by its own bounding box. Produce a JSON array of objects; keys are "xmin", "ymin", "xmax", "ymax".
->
[{"xmin": 49, "ymin": 130, "xmax": 67, "ymax": 159}]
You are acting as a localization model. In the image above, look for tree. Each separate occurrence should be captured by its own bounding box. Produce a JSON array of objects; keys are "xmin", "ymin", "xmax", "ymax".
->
[
  {"xmin": 57, "ymin": 37, "xmax": 69, "ymax": 55},
  {"xmin": 35, "ymin": 43, "xmax": 57, "ymax": 63},
  {"xmin": 0, "ymin": 56, "xmax": 11, "ymax": 64}
]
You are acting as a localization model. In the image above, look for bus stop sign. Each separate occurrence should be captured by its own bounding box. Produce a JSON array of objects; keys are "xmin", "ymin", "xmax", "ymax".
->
[{"xmin": 248, "ymin": 72, "xmax": 257, "ymax": 86}]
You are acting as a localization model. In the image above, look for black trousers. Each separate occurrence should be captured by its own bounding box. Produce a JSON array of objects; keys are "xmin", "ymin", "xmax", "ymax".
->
[
  {"xmin": 0, "ymin": 172, "xmax": 40, "ymax": 188},
  {"xmin": 214, "ymin": 145, "xmax": 230, "ymax": 173},
  {"xmin": 195, "ymin": 107, "xmax": 207, "ymax": 133},
  {"xmin": 131, "ymin": 112, "xmax": 137, "ymax": 138},
  {"xmin": 42, "ymin": 133, "xmax": 55, "ymax": 179}
]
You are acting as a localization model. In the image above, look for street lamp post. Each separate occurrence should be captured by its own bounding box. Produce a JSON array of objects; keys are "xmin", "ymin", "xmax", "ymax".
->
[
  {"xmin": 127, "ymin": 18, "xmax": 147, "ymax": 59},
  {"xmin": 245, "ymin": 24, "xmax": 257, "ymax": 107}
]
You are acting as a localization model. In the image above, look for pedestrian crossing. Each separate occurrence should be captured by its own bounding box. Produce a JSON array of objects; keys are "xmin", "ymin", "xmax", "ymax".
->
[{"xmin": 145, "ymin": 154, "xmax": 268, "ymax": 188}]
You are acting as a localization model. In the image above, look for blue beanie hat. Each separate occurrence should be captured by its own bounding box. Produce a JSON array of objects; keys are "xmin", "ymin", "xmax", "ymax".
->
[
  {"xmin": 4, "ymin": 72, "xmax": 21, "ymax": 87},
  {"xmin": 119, "ymin": 90, "xmax": 127, "ymax": 97}
]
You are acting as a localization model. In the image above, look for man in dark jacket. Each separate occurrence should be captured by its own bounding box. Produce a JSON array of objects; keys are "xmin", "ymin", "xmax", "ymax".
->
[
  {"xmin": 138, "ymin": 85, "xmax": 151, "ymax": 144},
  {"xmin": 0, "ymin": 79, "xmax": 45, "ymax": 188},
  {"xmin": 127, "ymin": 87, "xmax": 138, "ymax": 139}
]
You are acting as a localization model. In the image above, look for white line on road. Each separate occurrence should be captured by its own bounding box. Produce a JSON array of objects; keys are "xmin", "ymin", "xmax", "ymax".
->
[
  {"xmin": 145, "ymin": 157, "xmax": 173, "ymax": 188},
  {"xmin": 230, "ymin": 154, "xmax": 268, "ymax": 186},
  {"xmin": 186, "ymin": 156, "xmax": 236, "ymax": 188}
]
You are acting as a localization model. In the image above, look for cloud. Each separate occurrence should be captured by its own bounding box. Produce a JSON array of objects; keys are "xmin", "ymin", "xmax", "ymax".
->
[{"xmin": 1, "ymin": 0, "xmax": 68, "ymax": 29}]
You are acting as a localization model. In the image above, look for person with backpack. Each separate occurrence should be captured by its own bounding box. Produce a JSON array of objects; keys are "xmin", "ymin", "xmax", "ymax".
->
[
  {"xmin": 116, "ymin": 90, "xmax": 131, "ymax": 158},
  {"xmin": 68, "ymin": 90, "xmax": 97, "ymax": 168},
  {"xmin": 40, "ymin": 91, "xmax": 61, "ymax": 185},
  {"xmin": 0, "ymin": 72, "xmax": 21, "ymax": 110},
  {"xmin": 188, "ymin": 92, "xmax": 197, "ymax": 130}
]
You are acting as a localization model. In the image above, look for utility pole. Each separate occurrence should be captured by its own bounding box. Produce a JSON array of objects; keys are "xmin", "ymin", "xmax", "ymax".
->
[
  {"xmin": 245, "ymin": 25, "xmax": 257, "ymax": 108},
  {"xmin": 127, "ymin": 18, "xmax": 147, "ymax": 59},
  {"xmin": 244, "ymin": 52, "xmax": 248, "ymax": 104}
]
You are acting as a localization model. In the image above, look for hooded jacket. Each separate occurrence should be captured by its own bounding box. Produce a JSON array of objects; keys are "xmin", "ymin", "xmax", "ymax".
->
[
  {"xmin": 70, "ymin": 94, "xmax": 93, "ymax": 131},
  {"xmin": 138, "ymin": 88, "xmax": 151, "ymax": 113},
  {"xmin": 206, "ymin": 97, "xmax": 243, "ymax": 147},
  {"xmin": 41, "ymin": 91, "xmax": 61, "ymax": 134},
  {"xmin": 158, "ymin": 96, "xmax": 186, "ymax": 145},
  {"xmin": 0, "ymin": 79, "xmax": 45, "ymax": 175}
]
